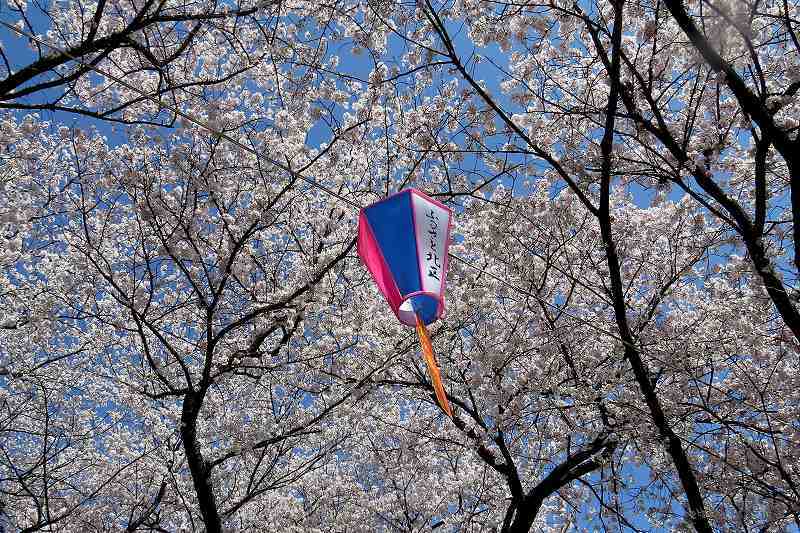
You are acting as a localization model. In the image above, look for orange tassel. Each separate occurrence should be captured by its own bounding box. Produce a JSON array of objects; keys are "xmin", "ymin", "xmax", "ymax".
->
[{"xmin": 415, "ymin": 314, "xmax": 453, "ymax": 418}]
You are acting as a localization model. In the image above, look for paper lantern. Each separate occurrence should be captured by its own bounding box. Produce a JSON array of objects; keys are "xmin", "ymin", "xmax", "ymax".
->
[
  {"xmin": 358, "ymin": 189, "xmax": 453, "ymax": 417},
  {"xmin": 357, "ymin": 188, "xmax": 452, "ymax": 326}
]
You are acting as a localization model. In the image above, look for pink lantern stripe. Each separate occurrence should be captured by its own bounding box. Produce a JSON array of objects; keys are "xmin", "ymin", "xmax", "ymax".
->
[{"xmin": 357, "ymin": 212, "xmax": 403, "ymax": 311}]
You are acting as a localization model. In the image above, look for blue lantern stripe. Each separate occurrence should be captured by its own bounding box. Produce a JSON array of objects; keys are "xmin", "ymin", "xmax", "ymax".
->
[{"xmin": 363, "ymin": 190, "xmax": 422, "ymax": 297}]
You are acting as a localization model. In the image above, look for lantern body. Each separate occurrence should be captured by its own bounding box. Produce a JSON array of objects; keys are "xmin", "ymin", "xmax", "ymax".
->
[{"xmin": 357, "ymin": 189, "xmax": 452, "ymax": 326}]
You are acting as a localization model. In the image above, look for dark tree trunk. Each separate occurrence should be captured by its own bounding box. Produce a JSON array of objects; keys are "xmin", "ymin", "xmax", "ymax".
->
[
  {"xmin": 596, "ymin": 2, "xmax": 713, "ymax": 531},
  {"xmin": 181, "ymin": 392, "xmax": 221, "ymax": 533}
]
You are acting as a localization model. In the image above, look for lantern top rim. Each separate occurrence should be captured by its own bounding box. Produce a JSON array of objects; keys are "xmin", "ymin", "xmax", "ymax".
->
[{"xmin": 359, "ymin": 188, "xmax": 452, "ymax": 217}]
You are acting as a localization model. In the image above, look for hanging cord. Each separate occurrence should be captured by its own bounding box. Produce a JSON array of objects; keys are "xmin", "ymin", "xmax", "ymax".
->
[{"xmin": 0, "ymin": 20, "xmax": 627, "ymax": 345}]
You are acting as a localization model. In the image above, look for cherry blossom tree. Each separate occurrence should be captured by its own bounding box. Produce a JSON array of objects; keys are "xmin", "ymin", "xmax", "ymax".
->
[
  {"xmin": 0, "ymin": 1, "xmax": 388, "ymax": 529},
  {"xmin": 0, "ymin": 0, "xmax": 279, "ymax": 126},
  {"xmin": 358, "ymin": 0, "xmax": 800, "ymax": 530},
  {"xmin": 2, "ymin": 0, "xmax": 800, "ymax": 531}
]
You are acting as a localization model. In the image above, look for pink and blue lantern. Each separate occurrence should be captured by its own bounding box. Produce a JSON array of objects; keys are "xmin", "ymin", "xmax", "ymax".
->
[{"xmin": 357, "ymin": 189, "xmax": 452, "ymax": 327}]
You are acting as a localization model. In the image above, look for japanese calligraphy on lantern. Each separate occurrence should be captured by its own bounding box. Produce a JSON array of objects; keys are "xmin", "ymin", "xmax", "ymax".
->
[{"xmin": 412, "ymin": 193, "xmax": 449, "ymax": 295}]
